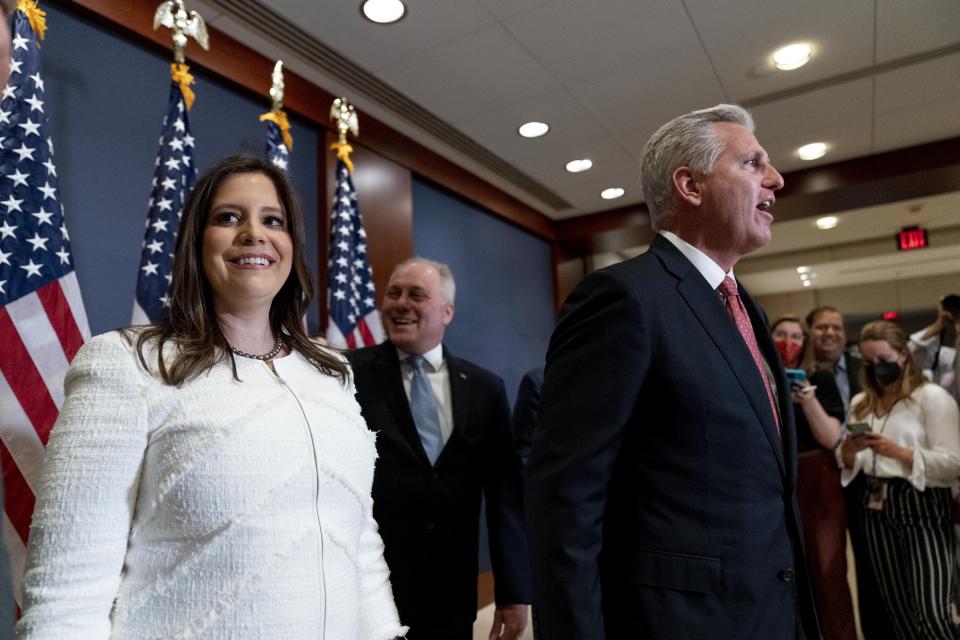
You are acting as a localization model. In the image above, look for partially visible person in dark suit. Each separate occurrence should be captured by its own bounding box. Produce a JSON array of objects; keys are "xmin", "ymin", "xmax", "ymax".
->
[
  {"xmin": 511, "ymin": 367, "xmax": 543, "ymax": 469},
  {"xmin": 1, "ymin": 0, "xmax": 20, "ymax": 636},
  {"xmin": 347, "ymin": 257, "xmax": 529, "ymax": 640},
  {"xmin": 807, "ymin": 306, "xmax": 894, "ymax": 640},
  {"xmin": 525, "ymin": 104, "xmax": 820, "ymax": 639}
]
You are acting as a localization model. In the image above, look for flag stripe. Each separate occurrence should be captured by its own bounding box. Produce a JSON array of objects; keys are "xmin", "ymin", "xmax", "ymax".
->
[
  {"xmin": 36, "ymin": 280, "xmax": 83, "ymax": 362},
  {"xmin": 345, "ymin": 333, "xmax": 357, "ymax": 349},
  {"xmin": 59, "ymin": 271, "xmax": 91, "ymax": 341},
  {"xmin": 0, "ymin": 442, "xmax": 35, "ymax": 544},
  {"xmin": 6, "ymin": 290, "xmax": 69, "ymax": 408},
  {"xmin": 356, "ymin": 318, "xmax": 375, "ymax": 346},
  {"xmin": 0, "ymin": 307, "xmax": 58, "ymax": 444},
  {"xmin": 0, "ymin": 372, "xmax": 45, "ymax": 491}
]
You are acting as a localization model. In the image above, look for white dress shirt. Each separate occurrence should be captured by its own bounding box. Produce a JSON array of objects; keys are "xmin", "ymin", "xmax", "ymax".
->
[
  {"xmin": 397, "ymin": 343, "xmax": 454, "ymax": 445},
  {"xmin": 659, "ymin": 230, "xmax": 734, "ymax": 289},
  {"xmin": 839, "ymin": 383, "xmax": 960, "ymax": 491}
]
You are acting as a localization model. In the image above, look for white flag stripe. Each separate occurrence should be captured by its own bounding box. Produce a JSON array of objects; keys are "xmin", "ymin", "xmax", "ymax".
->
[
  {"xmin": 2, "ymin": 515, "xmax": 25, "ymax": 602},
  {"xmin": 361, "ymin": 310, "xmax": 385, "ymax": 343},
  {"xmin": 0, "ymin": 373, "xmax": 46, "ymax": 491},
  {"xmin": 131, "ymin": 300, "xmax": 150, "ymax": 327},
  {"xmin": 60, "ymin": 272, "xmax": 91, "ymax": 340},
  {"xmin": 7, "ymin": 293, "xmax": 70, "ymax": 408}
]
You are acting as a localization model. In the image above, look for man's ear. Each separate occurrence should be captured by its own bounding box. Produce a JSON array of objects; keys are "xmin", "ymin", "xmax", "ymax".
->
[
  {"xmin": 442, "ymin": 303, "xmax": 455, "ymax": 326},
  {"xmin": 672, "ymin": 166, "xmax": 703, "ymax": 207}
]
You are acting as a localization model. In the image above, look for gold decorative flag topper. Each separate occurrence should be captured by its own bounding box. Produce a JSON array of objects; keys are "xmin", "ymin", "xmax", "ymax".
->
[{"xmin": 153, "ymin": 0, "xmax": 209, "ymax": 110}]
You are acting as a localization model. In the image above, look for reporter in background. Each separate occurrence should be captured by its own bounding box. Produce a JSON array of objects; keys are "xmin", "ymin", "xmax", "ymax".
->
[
  {"xmin": 839, "ymin": 320, "xmax": 960, "ymax": 640},
  {"xmin": 772, "ymin": 317, "xmax": 856, "ymax": 640},
  {"xmin": 908, "ymin": 293, "xmax": 960, "ymax": 397}
]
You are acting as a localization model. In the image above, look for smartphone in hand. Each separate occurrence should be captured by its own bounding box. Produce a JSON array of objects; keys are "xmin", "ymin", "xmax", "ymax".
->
[
  {"xmin": 848, "ymin": 422, "xmax": 870, "ymax": 437},
  {"xmin": 785, "ymin": 368, "xmax": 807, "ymax": 391}
]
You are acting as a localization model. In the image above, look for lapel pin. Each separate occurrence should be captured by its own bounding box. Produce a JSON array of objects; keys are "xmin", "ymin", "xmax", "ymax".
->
[{"xmin": 459, "ymin": 372, "xmax": 467, "ymax": 380}]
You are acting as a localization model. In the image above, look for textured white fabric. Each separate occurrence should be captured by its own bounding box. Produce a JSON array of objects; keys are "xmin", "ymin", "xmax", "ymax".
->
[
  {"xmin": 839, "ymin": 383, "xmax": 960, "ymax": 491},
  {"xmin": 16, "ymin": 331, "xmax": 407, "ymax": 640}
]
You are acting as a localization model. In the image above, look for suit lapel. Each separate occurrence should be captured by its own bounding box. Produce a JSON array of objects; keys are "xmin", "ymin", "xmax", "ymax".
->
[
  {"xmin": 437, "ymin": 347, "xmax": 468, "ymax": 465},
  {"xmin": 652, "ymin": 236, "xmax": 786, "ymax": 477},
  {"xmin": 371, "ymin": 343, "xmax": 432, "ymax": 466}
]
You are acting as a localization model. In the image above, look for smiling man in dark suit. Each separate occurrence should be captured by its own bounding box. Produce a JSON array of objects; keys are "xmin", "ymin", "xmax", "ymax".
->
[
  {"xmin": 347, "ymin": 257, "xmax": 529, "ymax": 640},
  {"xmin": 525, "ymin": 104, "xmax": 820, "ymax": 639}
]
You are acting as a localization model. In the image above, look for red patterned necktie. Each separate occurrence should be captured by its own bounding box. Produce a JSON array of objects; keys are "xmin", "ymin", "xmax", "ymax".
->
[{"xmin": 718, "ymin": 277, "xmax": 781, "ymax": 436}]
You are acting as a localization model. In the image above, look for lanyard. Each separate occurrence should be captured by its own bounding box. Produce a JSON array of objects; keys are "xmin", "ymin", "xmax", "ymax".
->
[{"xmin": 870, "ymin": 398, "xmax": 900, "ymax": 477}]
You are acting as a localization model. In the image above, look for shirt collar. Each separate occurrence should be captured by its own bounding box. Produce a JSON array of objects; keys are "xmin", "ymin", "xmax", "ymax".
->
[
  {"xmin": 659, "ymin": 230, "xmax": 734, "ymax": 291},
  {"xmin": 836, "ymin": 352, "xmax": 847, "ymax": 373},
  {"xmin": 397, "ymin": 342, "xmax": 445, "ymax": 372}
]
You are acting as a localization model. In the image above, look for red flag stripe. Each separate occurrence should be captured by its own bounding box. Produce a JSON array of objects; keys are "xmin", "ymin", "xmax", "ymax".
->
[
  {"xmin": 0, "ymin": 307, "xmax": 59, "ymax": 445},
  {"xmin": 0, "ymin": 442, "xmax": 35, "ymax": 544},
  {"xmin": 356, "ymin": 318, "xmax": 375, "ymax": 347},
  {"xmin": 345, "ymin": 332, "xmax": 357, "ymax": 349},
  {"xmin": 36, "ymin": 280, "xmax": 84, "ymax": 363}
]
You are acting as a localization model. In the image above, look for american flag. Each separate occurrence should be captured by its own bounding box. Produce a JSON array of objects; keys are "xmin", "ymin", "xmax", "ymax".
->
[
  {"xmin": 0, "ymin": 7, "xmax": 91, "ymax": 599},
  {"xmin": 263, "ymin": 118, "xmax": 289, "ymax": 171},
  {"xmin": 325, "ymin": 158, "xmax": 383, "ymax": 349},
  {"xmin": 131, "ymin": 78, "xmax": 196, "ymax": 324}
]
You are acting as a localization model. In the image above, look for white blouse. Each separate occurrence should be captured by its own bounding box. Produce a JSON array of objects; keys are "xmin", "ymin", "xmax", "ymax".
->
[
  {"xmin": 16, "ymin": 331, "xmax": 406, "ymax": 640},
  {"xmin": 839, "ymin": 383, "xmax": 960, "ymax": 491}
]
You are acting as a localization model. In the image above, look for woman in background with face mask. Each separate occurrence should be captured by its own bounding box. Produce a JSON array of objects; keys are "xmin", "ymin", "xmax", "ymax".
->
[
  {"xmin": 772, "ymin": 317, "xmax": 856, "ymax": 640},
  {"xmin": 840, "ymin": 320, "xmax": 960, "ymax": 640}
]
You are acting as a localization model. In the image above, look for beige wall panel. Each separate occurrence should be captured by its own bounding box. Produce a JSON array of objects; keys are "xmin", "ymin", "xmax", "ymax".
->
[
  {"xmin": 895, "ymin": 272, "xmax": 960, "ymax": 312},
  {"xmin": 816, "ymin": 281, "xmax": 891, "ymax": 316}
]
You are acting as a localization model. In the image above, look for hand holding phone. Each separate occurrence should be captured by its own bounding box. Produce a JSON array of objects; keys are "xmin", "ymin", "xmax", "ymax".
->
[
  {"xmin": 847, "ymin": 422, "xmax": 870, "ymax": 437},
  {"xmin": 784, "ymin": 368, "xmax": 807, "ymax": 391}
]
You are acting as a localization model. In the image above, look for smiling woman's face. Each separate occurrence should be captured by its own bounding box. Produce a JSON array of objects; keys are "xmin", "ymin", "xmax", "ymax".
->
[{"xmin": 201, "ymin": 172, "xmax": 292, "ymax": 313}]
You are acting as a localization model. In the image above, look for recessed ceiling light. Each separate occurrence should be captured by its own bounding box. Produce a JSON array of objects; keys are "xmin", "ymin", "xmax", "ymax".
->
[
  {"xmin": 796, "ymin": 266, "xmax": 811, "ymax": 274},
  {"xmin": 797, "ymin": 142, "xmax": 827, "ymax": 161},
  {"xmin": 800, "ymin": 272, "xmax": 817, "ymax": 281},
  {"xmin": 772, "ymin": 43, "xmax": 812, "ymax": 70},
  {"xmin": 565, "ymin": 159, "xmax": 593, "ymax": 173},
  {"xmin": 802, "ymin": 280, "xmax": 813, "ymax": 287},
  {"xmin": 518, "ymin": 121, "xmax": 549, "ymax": 138},
  {"xmin": 360, "ymin": 0, "xmax": 406, "ymax": 24},
  {"xmin": 600, "ymin": 187, "xmax": 625, "ymax": 200},
  {"xmin": 816, "ymin": 216, "xmax": 838, "ymax": 230}
]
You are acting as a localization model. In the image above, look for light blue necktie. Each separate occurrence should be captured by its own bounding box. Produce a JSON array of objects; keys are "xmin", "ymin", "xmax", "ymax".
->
[{"xmin": 407, "ymin": 355, "xmax": 443, "ymax": 464}]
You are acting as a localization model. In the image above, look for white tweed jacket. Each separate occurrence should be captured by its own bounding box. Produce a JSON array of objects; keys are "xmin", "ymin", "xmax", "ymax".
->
[{"xmin": 16, "ymin": 331, "xmax": 406, "ymax": 640}]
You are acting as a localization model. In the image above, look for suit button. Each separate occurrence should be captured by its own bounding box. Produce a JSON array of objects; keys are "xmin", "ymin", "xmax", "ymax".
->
[
  {"xmin": 778, "ymin": 569, "xmax": 794, "ymax": 583},
  {"xmin": 424, "ymin": 521, "xmax": 434, "ymax": 531}
]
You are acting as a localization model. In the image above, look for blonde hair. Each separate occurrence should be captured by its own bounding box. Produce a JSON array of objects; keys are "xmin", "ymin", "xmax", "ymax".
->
[{"xmin": 850, "ymin": 320, "xmax": 925, "ymax": 420}]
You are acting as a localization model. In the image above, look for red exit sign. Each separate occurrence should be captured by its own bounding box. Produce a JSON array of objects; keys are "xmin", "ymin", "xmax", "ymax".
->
[
  {"xmin": 897, "ymin": 226, "xmax": 928, "ymax": 251},
  {"xmin": 883, "ymin": 311, "xmax": 899, "ymax": 320}
]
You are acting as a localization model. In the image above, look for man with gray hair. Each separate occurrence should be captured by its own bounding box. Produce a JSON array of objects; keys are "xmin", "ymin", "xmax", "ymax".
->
[
  {"xmin": 526, "ymin": 105, "xmax": 820, "ymax": 639},
  {"xmin": 347, "ymin": 258, "xmax": 530, "ymax": 640}
]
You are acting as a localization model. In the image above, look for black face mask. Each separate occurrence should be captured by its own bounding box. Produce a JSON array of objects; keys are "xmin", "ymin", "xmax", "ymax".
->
[{"xmin": 866, "ymin": 361, "xmax": 902, "ymax": 389}]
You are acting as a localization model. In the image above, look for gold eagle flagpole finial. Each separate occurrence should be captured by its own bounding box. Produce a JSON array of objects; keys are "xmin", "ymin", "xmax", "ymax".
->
[
  {"xmin": 259, "ymin": 61, "xmax": 293, "ymax": 150},
  {"xmin": 153, "ymin": 0, "xmax": 209, "ymax": 110},
  {"xmin": 329, "ymin": 97, "xmax": 359, "ymax": 173}
]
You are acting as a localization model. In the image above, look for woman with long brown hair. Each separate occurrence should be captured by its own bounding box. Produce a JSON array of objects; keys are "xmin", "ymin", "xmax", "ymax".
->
[
  {"xmin": 839, "ymin": 320, "xmax": 960, "ymax": 640},
  {"xmin": 16, "ymin": 155, "xmax": 406, "ymax": 639}
]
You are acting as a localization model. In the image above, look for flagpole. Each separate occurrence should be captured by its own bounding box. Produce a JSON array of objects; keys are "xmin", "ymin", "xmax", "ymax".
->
[{"xmin": 259, "ymin": 60, "xmax": 293, "ymax": 170}]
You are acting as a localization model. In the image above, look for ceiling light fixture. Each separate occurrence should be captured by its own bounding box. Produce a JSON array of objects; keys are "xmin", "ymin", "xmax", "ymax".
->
[
  {"xmin": 565, "ymin": 159, "xmax": 593, "ymax": 173},
  {"xmin": 360, "ymin": 0, "xmax": 406, "ymax": 24},
  {"xmin": 518, "ymin": 121, "xmax": 549, "ymax": 138},
  {"xmin": 797, "ymin": 142, "xmax": 828, "ymax": 161},
  {"xmin": 600, "ymin": 187, "xmax": 625, "ymax": 200},
  {"xmin": 796, "ymin": 266, "xmax": 811, "ymax": 274},
  {"xmin": 802, "ymin": 280, "xmax": 813, "ymax": 287},
  {"xmin": 772, "ymin": 43, "xmax": 812, "ymax": 70},
  {"xmin": 816, "ymin": 216, "xmax": 838, "ymax": 230}
]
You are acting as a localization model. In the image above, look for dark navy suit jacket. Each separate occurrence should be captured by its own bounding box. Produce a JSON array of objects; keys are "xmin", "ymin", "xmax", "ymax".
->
[
  {"xmin": 347, "ymin": 342, "xmax": 530, "ymax": 634},
  {"xmin": 525, "ymin": 234, "xmax": 819, "ymax": 639}
]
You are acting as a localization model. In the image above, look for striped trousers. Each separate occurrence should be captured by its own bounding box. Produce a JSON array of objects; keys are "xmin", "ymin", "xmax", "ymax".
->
[{"xmin": 861, "ymin": 478, "xmax": 960, "ymax": 640}]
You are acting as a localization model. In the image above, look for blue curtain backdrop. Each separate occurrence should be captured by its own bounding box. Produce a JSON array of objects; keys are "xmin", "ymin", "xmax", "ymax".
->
[{"xmin": 40, "ymin": 4, "xmax": 320, "ymax": 335}]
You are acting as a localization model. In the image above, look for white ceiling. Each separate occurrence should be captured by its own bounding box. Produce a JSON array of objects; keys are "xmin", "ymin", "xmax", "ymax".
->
[
  {"xmin": 193, "ymin": 0, "xmax": 960, "ymax": 299},
  {"xmin": 195, "ymin": 0, "xmax": 960, "ymax": 217}
]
